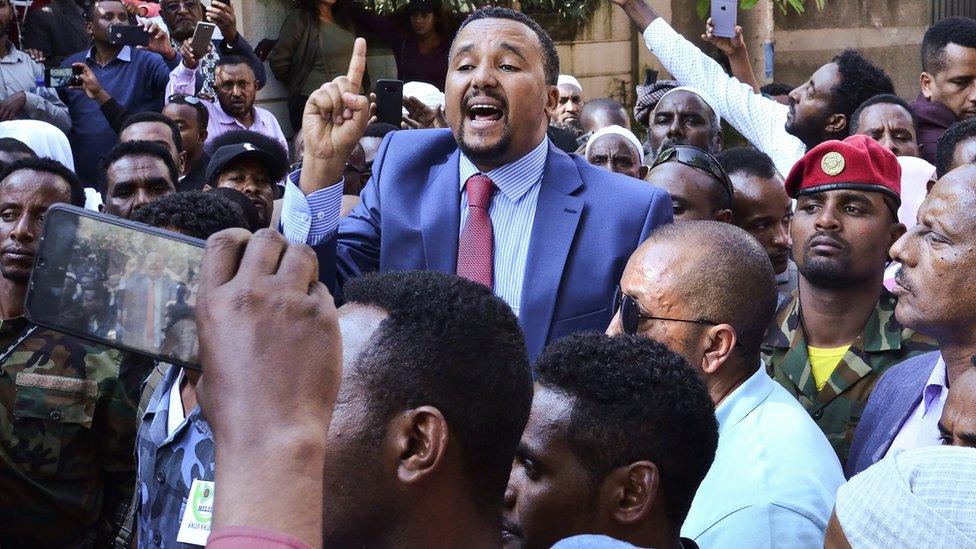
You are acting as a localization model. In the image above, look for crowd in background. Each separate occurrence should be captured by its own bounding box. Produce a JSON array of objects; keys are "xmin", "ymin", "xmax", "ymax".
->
[{"xmin": 1, "ymin": 0, "xmax": 976, "ymax": 547}]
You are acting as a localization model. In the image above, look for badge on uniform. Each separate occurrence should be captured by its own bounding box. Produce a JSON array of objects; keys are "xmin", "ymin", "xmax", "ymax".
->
[{"xmin": 177, "ymin": 479, "xmax": 215, "ymax": 546}]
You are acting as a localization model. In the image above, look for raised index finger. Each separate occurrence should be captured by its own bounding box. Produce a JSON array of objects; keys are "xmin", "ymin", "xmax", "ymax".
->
[{"xmin": 346, "ymin": 37, "xmax": 367, "ymax": 93}]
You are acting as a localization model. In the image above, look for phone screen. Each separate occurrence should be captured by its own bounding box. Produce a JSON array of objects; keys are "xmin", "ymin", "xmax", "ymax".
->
[
  {"xmin": 26, "ymin": 205, "xmax": 205, "ymax": 369},
  {"xmin": 45, "ymin": 67, "xmax": 74, "ymax": 88}
]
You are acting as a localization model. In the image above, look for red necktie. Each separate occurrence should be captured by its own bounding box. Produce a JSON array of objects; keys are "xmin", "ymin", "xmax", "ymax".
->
[{"xmin": 457, "ymin": 174, "xmax": 495, "ymax": 289}]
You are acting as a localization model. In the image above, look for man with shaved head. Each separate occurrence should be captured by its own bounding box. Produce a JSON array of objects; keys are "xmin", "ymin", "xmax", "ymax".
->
[
  {"xmin": 647, "ymin": 87, "xmax": 723, "ymax": 156},
  {"xmin": 848, "ymin": 162, "xmax": 976, "ymax": 476},
  {"xmin": 608, "ymin": 221, "xmax": 843, "ymax": 548}
]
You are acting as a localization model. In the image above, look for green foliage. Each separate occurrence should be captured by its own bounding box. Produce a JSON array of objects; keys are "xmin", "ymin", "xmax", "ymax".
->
[{"xmin": 696, "ymin": 0, "xmax": 826, "ymax": 19}]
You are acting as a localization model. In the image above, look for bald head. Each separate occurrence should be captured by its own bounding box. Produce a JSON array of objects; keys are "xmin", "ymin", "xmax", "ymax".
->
[
  {"xmin": 581, "ymin": 98, "xmax": 630, "ymax": 133},
  {"xmin": 617, "ymin": 221, "xmax": 777, "ymax": 358}
]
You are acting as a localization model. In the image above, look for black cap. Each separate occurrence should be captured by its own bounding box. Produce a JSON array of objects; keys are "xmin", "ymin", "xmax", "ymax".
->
[
  {"xmin": 206, "ymin": 142, "xmax": 286, "ymax": 198},
  {"xmin": 407, "ymin": 0, "xmax": 441, "ymax": 13}
]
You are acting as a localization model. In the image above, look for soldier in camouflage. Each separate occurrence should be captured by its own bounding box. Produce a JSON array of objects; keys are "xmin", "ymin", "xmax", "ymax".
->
[
  {"xmin": 762, "ymin": 136, "xmax": 939, "ymax": 466},
  {"xmin": 0, "ymin": 158, "xmax": 152, "ymax": 546}
]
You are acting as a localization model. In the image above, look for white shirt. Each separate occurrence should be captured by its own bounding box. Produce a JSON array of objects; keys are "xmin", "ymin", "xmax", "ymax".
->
[
  {"xmin": 165, "ymin": 368, "xmax": 186, "ymax": 438},
  {"xmin": 641, "ymin": 18, "xmax": 807, "ymax": 176},
  {"xmin": 886, "ymin": 355, "xmax": 947, "ymax": 456}
]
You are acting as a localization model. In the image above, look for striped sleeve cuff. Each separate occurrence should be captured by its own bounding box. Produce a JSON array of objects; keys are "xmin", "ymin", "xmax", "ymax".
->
[{"xmin": 280, "ymin": 170, "xmax": 344, "ymax": 246}]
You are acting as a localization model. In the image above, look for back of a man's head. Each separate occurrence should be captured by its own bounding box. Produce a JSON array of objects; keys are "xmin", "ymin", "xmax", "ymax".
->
[
  {"xmin": 831, "ymin": 49, "xmax": 895, "ymax": 136},
  {"xmin": 534, "ymin": 332, "xmax": 718, "ymax": 533},
  {"xmin": 642, "ymin": 221, "xmax": 777, "ymax": 355},
  {"xmin": 131, "ymin": 191, "xmax": 250, "ymax": 239},
  {"xmin": 936, "ymin": 117, "xmax": 976, "ymax": 177},
  {"xmin": 325, "ymin": 271, "xmax": 532, "ymax": 545},
  {"xmin": 715, "ymin": 147, "xmax": 777, "ymax": 180},
  {"xmin": 581, "ymin": 98, "xmax": 630, "ymax": 133}
]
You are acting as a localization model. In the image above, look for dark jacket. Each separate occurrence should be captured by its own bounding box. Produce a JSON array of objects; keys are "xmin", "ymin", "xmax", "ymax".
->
[
  {"xmin": 21, "ymin": 0, "xmax": 89, "ymax": 68},
  {"xmin": 909, "ymin": 93, "xmax": 958, "ymax": 165}
]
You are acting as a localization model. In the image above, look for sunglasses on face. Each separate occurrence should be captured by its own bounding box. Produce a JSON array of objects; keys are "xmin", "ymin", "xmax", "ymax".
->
[
  {"xmin": 651, "ymin": 146, "xmax": 734, "ymax": 203},
  {"xmin": 612, "ymin": 286, "xmax": 719, "ymax": 336}
]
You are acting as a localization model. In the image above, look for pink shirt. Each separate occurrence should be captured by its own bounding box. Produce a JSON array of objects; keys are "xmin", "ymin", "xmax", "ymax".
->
[
  {"xmin": 886, "ymin": 355, "xmax": 947, "ymax": 456},
  {"xmin": 208, "ymin": 526, "xmax": 313, "ymax": 549}
]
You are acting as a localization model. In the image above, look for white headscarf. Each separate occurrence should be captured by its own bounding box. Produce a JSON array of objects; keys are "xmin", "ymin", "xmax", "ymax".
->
[
  {"xmin": 0, "ymin": 120, "xmax": 74, "ymax": 170},
  {"xmin": 584, "ymin": 125, "xmax": 644, "ymax": 164},
  {"xmin": 656, "ymin": 86, "xmax": 723, "ymax": 121},
  {"xmin": 557, "ymin": 74, "xmax": 583, "ymax": 93},
  {"xmin": 402, "ymin": 81, "xmax": 445, "ymax": 112},
  {"xmin": 836, "ymin": 446, "xmax": 976, "ymax": 547}
]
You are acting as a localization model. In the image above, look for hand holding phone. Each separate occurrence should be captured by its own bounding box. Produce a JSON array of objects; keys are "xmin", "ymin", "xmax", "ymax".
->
[
  {"xmin": 374, "ymin": 79, "xmax": 404, "ymax": 127},
  {"xmin": 190, "ymin": 21, "xmax": 216, "ymax": 59}
]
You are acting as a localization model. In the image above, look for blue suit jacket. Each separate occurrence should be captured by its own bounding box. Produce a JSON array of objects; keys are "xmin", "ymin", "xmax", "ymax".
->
[
  {"xmin": 845, "ymin": 350, "xmax": 941, "ymax": 478},
  {"xmin": 313, "ymin": 129, "xmax": 673, "ymax": 361}
]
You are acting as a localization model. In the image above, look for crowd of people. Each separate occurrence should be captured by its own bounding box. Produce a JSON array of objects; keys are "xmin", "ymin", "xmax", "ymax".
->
[{"xmin": 1, "ymin": 0, "xmax": 976, "ymax": 546}]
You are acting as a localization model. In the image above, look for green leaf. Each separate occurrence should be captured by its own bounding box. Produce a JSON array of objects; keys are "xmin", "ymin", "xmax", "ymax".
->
[
  {"xmin": 697, "ymin": 0, "xmax": 709, "ymax": 19},
  {"xmin": 740, "ymin": 0, "xmax": 759, "ymax": 9}
]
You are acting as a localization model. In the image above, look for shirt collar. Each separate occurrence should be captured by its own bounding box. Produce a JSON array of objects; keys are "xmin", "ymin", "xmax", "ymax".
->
[
  {"xmin": 714, "ymin": 366, "xmax": 775, "ymax": 433},
  {"xmin": 85, "ymin": 45, "xmax": 132, "ymax": 63},
  {"xmin": 458, "ymin": 137, "xmax": 549, "ymax": 202},
  {"xmin": 212, "ymin": 103, "xmax": 258, "ymax": 126},
  {"xmin": 922, "ymin": 355, "xmax": 948, "ymax": 414},
  {"xmin": 0, "ymin": 41, "xmax": 28, "ymax": 64}
]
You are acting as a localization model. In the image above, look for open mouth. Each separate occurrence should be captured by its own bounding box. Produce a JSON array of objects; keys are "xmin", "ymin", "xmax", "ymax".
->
[{"xmin": 468, "ymin": 104, "xmax": 504, "ymax": 123}]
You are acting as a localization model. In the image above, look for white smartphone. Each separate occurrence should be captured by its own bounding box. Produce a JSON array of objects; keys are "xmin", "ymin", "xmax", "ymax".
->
[{"xmin": 710, "ymin": 0, "xmax": 738, "ymax": 39}]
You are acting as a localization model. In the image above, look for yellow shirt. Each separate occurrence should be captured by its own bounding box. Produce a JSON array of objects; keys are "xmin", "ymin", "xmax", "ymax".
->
[{"xmin": 808, "ymin": 345, "xmax": 852, "ymax": 390}]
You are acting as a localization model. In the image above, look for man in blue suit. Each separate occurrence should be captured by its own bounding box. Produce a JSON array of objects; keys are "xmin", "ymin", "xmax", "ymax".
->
[
  {"xmin": 846, "ymin": 165, "xmax": 976, "ymax": 478},
  {"xmin": 279, "ymin": 8, "xmax": 672, "ymax": 361}
]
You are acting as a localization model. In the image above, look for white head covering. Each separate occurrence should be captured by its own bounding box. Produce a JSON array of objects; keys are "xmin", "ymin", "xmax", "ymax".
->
[
  {"xmin": 0, "ymin": 119, "xmax": 74, "ymax": 170},
  {"xmin": 656, "ymin": 86, "xmax": 722, "ymax": 122},
  {"xmin": 402, "ymin": 81, "xmax": 445, "ymax": 113},
  {"xmin": 584, "ymin": 125, "xmax": 644, "ymax": 164},
  {"xmin": 557, "ymin": 74, "xmax": 583, "ymax": 93},
  {"xmin": 836, "ymin": 446, "xmax": 976, "ymax": 547},
  {"xmin": 897, "ymin": 155, "xmax": 936, "ymax": 228}
]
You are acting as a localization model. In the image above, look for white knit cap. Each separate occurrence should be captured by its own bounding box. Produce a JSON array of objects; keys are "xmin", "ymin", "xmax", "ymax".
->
[
  {"xmin": 402, "ymin": 81, "xmax": 445, "ymax": 114},
  {"xmin": 584, "ymin": 125, "xmax": 644, "ymax": 164},
  {"xmin": 557, "ymin": 74, "xmax": 583, "ymax": 93},
  {"xmin": 836, "ymin": 446, "xmax": 976, "ymax": 547},
  {"xmin": 656, "ymin": 86, "xmax": 722, "ymax": 121}
]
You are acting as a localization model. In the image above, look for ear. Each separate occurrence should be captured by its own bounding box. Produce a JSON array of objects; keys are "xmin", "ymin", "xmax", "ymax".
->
[
  {"xmin": 638, "ymin": 165, "xmax": 649, "ymax": 179},
  {"xmin": 700, "ymin": 324, "xmax": 737, "ymax": 375},
  {"xmin": 603, "ymin": 461, "xmax": 659, "ymax": 526},
  {"xmin": 178, "ymin": 151, "xmax": 188, "ymax": 176},
  {"xmin": 545, "ymin": 84, "xmax": 559, "ymax": 117},
  {"xmin": 713, "ymin": 209, "xmax": 733, "ymax": 224},
  {"xmin": 199, "ymin": 129, "xmax": 209, "ymax": 143},
  {"xmin": 392, "ymin": 406, "xmax": 449, "ymax": 485},
  {"xmin": 920, "ymin": 72, "xmax": 934, "ymax": 100},
  {"xmin": 711, "ymin": 131, "xmax": 724, "ymax": 153},
  {"xmin": 824, "ymin": 113, "xmax": 848, "ymax": 135}
]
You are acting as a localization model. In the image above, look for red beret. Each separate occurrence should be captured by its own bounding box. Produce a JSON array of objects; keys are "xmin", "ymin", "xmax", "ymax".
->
[{"xmin": 784, "ymin": 134, "xmax": 901, "ymax": 202}]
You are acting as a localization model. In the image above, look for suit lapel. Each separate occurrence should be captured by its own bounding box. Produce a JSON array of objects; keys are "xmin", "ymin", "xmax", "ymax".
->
[
  {"xmin": 420, "ymin": 149, "xmax": 461, "ymax": 273},
  {"xmin": 871, "ymin": 354, "xmax": 939, "ymax": 462},
  {"xmin": 520, "ymin": 145, "xmax": 583, "ymax": 360}
]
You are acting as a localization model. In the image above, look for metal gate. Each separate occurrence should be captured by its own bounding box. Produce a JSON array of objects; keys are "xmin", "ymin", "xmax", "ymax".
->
[{"xmin": 932, "ymin": 0, "xmax": 976, "ymax": 22}]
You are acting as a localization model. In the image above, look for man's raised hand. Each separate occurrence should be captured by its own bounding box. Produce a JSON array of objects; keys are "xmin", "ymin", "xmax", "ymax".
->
[{"xmin": 299, "ymin": 37, "xmax": 369, "ymax": 195}]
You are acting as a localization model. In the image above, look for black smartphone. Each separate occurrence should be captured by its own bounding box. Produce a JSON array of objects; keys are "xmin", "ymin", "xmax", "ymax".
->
[
  {"xmin": 375, "ymin": 79, "xmax": 404, "ymax": 127},
  {"xmin": 25, "ymin": 205, "xmax": 205, "ymax": 370},
  {"xmin": 108, "ymin": 24, "xmax": 151, "ymax": 47},
  {"xmin": 190, "ymin": 21, "xmax": 216, "ymax": 59},
  {"xmin": 254, "ymin": 38, "xmax": 278, "ymax": 61},
  {"xmin": 44, "ymin": 67, "xmax": 78, "ymax": 88}
]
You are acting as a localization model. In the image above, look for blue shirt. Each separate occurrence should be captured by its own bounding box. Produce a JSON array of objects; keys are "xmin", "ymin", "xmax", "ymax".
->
[
  {"xmin": 682, "ymin": 367, "xmax": 844, "ymax": 548},
  {"xmin": 281, "ymin": 137, "xmax": 549, "ymax": 316},
  {"xmin": 60, "ymin": 46, "xmax": 177, "ymax": 188},
  {"xmin": 135, "ymin": 365, "xmax": 214, "ymax": 548}
]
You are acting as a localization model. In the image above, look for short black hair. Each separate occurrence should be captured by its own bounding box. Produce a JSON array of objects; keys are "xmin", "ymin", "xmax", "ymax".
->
[
  {"xmin": 715, "ymin": 147, "xmax": 777, "ymax": 180},
  {"xmin": 456, "ymin": 7, "xmax": 559, "ymax": 86},
  {"xmin": 582, "ymin": 98, "xmax": 631, "ymax": 127},
  {"xmin": 936, "ymin": 117, "xmax": 976, "ymax": 178},
  {"xmin": 131, "ymin": 191, "xmax": 249, "ymax": 239},
  {"xmin": 644, "ymin": 221, "xmax": 777, "ymax": 354},
  {"xmin": 343, "ymin": 271, "xmax": 532, "ymax": 513},
  {"xmin": 215, "ymin": 54, "xmax": 257, "ymax": 79},
  {"xmin": 535, "ymin": 333, "xmax": 718, "ymax": 525},
  {"xmin": 849, "ymin": 94, "xmax": 918, "ymax": 134},
  {"xmin": 209, "ymin": 130, "xmax": 289, "ymax": 182},
  {"xmin": 98, "ymin": 140, "xmax": 179, "ymax": 193},
  {"xmin": 0, "ymin": 157, "xmax": 85, "ymax": 207},
  {"xmin": 760, "ymin": 82, "xmax": 794, "ymax": 96},
  {"xmin": 165, "ymin": 96, "xmax": 210, "ymax": 132},
  {"xmin": 85, "ymin": 0, "xmax": 130, "ymax": 22},
  {"xmin": 363, "ymin": 123, "xmax": 399, "ymax": 139},
  {"xmin": 922, "ymin": 16, "xmax": 976, "ymax": 74},
  {"xmin": 0, "ymin": 138, "xmax": 36, "ymax": 158},
  {"xmin": 829, "ymin": 49, "xmax": 895, "ymax": 136},
  {"xmin": 121, "ymin": 111, "xmax": 183, "ymax": 153}
]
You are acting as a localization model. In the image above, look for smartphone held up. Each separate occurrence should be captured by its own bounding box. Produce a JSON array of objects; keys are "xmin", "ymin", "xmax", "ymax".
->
[
  {"xmin": 26, "ymin": 205, "xmax": 205, "ymax": 370},
  {"xmin": 710, "ymin": 0, "xmax": 738, "ymax": 38}
]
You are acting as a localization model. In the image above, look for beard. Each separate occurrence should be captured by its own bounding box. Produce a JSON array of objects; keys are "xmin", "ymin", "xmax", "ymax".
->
[
  {"xmin": 456, "ymin": 120, "xmax": 514, "ymax": 167},
  {"xmin": 785, "ymin": 104, "xmax": 831, "ymax": 149},
  {"xmin": 551, "ymin": 118, "xmax": 583, "ymax": 136}
]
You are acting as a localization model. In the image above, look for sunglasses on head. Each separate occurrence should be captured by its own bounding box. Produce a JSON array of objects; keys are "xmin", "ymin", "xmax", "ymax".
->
[
  {"xmin": 612, "ymin": 286, "xmax": 720, "ymax": 336},
  {"xmin": 168, "ymin": 93, "xmax": 204, "ymax": 105},
  {"xmin": 651, "ymin": 146, "xmax": 734, "ymax": 203}
]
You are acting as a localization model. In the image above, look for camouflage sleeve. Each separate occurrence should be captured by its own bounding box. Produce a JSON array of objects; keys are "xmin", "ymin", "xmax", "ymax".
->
[{"xmin": 94, "ymin": 351, "xmax": 154, "ymax": 545}]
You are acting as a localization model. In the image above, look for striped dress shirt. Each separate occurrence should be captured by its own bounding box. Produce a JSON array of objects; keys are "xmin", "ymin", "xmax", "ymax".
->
[{"xmin": 280, "ymin": 137, "xmax": 550, "ymax": 317}]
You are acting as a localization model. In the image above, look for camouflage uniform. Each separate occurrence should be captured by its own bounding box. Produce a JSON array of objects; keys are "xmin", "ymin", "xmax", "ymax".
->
[
  {"xmin": 0, "ymin": 317, "xmax": 152, "ymax": 546},
  {"xmin": 135, "ymin": 363, "xmax": 215, "ymax": 547},
  {"xmin": 762, "ymin": 289, "xmax": 939, "ymax": 466}
]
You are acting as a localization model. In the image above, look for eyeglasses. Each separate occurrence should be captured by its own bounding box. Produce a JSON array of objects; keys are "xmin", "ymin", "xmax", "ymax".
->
[
  {"xmin": 650, "ymin": 145, "xmax": 734, "ymax": 203},
  {"xmin": 612, "ymin": 286, "xmax": 719, "ymax": 336},
  {"xmin": 162, "ymin": 0, "xmax": 199, "ymax": 12},
  {"xmin": 168, "ymin": 93, "xmax": 204, "ymax": 105}
]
